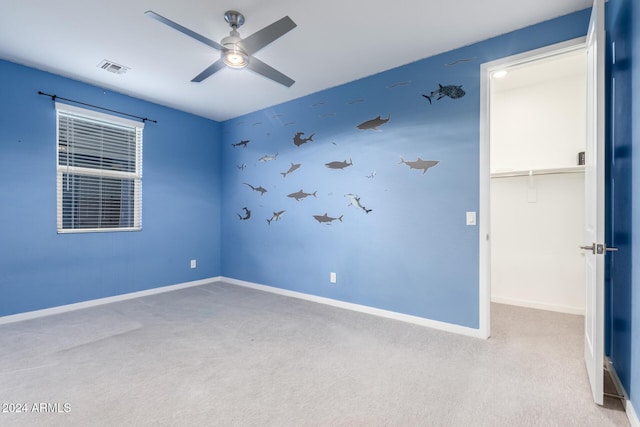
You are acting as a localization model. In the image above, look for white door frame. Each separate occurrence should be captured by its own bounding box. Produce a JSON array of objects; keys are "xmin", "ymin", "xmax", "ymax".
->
[{"xmin": 478, "ymin": 37, "xmax": 587, "ymax": 339}]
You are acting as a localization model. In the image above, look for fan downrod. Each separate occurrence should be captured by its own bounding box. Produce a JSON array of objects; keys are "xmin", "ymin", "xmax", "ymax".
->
[{"xmin": 224, "ymin": 10, "xmax": 245, "ymax": 29}]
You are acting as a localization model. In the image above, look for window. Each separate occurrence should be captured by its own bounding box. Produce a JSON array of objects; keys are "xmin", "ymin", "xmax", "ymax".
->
[{"xmin": 56, "ymin": 103, "xmax": 143, "ymax": 233}]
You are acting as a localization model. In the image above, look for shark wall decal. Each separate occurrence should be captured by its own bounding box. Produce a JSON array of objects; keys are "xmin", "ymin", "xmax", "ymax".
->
[
  {"xmin": 243, "ymin": 182, "xmax": 268, "ymax": 195},
  {"xmin": 313, "ymin": 213, "xmax": 343, "ymax": 224},
  {"xmin": 357, "ymin": 114, "xmax": 390, "ymax": 131},
  {"xmin": 258, "ymin": 153, "xmax": 278, "ymax": 162},
  {"xmin": 287, "ymin": 189, "xmax": 317, "ymax": 202},
  {"xmin": 237, "ymin": 207, "xmax": 251, "ymax": 220},
  {"xmin": 399, "ymin": 157, "xmax": 439, "ymax": 174},
  {"xmin": 231, "ymin": 139, "xmax": 250, "ymax": 148},
  {"xmin": 281, "ymin": 162, "xmax": 301, "ymax": 178},
  {"xmin": 422, "ymin": 84, "xmax": 466, "ymax": 104},
  {"xmin": 345, "ymin": 194, "xmax": 372, "ymax": 214},
  {"xmin": 267, "ymin": 210, "xmax": 285, "ymax": 225},
  {"xmin": 293, "ymin": 132, "xmax": 315, "ymax": 147},
  {"xmin": 325, "ymin": 159, "xmax": 353, "ymax": 170}
]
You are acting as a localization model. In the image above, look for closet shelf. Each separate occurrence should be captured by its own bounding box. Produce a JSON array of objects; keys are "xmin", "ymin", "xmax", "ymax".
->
[{"xmin": 491, "ymin": 165, "xmax": 585, "ymax": 178}]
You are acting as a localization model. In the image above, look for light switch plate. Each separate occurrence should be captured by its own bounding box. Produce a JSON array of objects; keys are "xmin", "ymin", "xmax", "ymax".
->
[{"xmin": 466, "ymin": 211, "xmax": 477, "ymax": 226}]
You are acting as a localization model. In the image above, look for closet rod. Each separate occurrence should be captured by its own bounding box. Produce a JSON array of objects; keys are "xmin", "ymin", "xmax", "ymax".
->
[{"xmin": 491, "ymin": 167, "xmax": 585, "ymax": 179}]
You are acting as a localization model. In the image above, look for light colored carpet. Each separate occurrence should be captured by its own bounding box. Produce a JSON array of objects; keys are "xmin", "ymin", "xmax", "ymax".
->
[{"xmin": 0, "ymin": 281, "xmax": 629, "ymax": 426}]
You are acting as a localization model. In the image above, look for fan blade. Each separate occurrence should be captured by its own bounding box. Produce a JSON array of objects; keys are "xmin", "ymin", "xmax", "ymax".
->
[
  {"xmin": 247, "ymin": 57, "xmax": 294, "ymax": 87},
  {"xmin": 145, "ymin": 10, "xmax": 223, "ymax": 51},
  {"xmin": 192, "ymin": 59, "xmax": 226, "ymax": 82},
  {"xmin": 238, "ymin": 16, "xmax": 296, "ymax": 55}
]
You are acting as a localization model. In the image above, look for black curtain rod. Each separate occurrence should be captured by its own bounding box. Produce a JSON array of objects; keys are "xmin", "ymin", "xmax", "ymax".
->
[{"xmin": 38, "ymin": 91, "xmax": 157, "ymax": 124}]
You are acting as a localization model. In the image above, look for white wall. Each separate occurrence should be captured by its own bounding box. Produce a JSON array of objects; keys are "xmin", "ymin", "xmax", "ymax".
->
[
  {"xmin": 490, "ymin": 51, "xmax": 586, "ymax": 314},
  {"xmin": 491, "ymin": 174, "xmax": 585, "ymax": 313},
  {"xmin": 491, "ymin": 53, "xmax": 586, "ymax": 172}
]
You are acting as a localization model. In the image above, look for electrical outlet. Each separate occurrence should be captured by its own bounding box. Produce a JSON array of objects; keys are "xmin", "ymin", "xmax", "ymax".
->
[
  {"xmin": 190, "ymin": 259, "xmax": 196, "ymax": 269},
  {"xmin": 330, "ymin": 272, "xmax": 337, "ymax": 283}
]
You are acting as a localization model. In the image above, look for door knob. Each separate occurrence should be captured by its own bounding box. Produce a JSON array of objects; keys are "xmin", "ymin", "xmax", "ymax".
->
[{"xmin": 580, "ymin": 243, "xmax": 619, "ymax": 254}]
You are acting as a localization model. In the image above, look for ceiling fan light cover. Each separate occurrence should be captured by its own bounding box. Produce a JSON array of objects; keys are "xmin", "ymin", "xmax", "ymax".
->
[{"xmin": 222, "ymin": 47, "xmax": 249, "ymax": 68}]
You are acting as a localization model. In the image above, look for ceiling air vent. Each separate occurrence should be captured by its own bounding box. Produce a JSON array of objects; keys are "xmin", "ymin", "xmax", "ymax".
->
[{"xmin": 98, "ymin": 60, "xmax": 129, "ymax": 75}]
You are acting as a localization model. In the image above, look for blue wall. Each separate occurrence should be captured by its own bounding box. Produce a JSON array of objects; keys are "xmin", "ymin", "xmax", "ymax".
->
[
  {"xmin": 606, "ymin": 0, "xmax": 635, "ymax": 409},
  {"xmin": 624, "ymin": 0, "xmax": 640, "ymax": 414},
  {"xmin": 607, "ymin": 0, "xmax": 639, "ymax": 413},
  {"xmin": 220, "ymin": 11, "xmax": 591, "ymax": 329},
  {"xmin": 0, "ymin": 60, "xmax": 222, "ymax": 316}
]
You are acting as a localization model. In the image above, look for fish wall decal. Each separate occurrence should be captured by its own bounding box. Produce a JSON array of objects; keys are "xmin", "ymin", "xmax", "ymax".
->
[
  {"xmin": 313, "ymin": 213, "xmax": 343, "ymax": 224},
  {"xmin": 237, "ymin": 207, "xmax": 251, "ymax": 220},
  {"xmin": 293, "ymin": 132, "xmax": 315, "ymax": 147},
  {"xmin": 445, "ymin": 57, "xmax": 476, "ymax": 66},
  {"xmin": 258, "ymin": 153, "xmax": 278, "ymax": 162},
  {"xmin": 345, "ymin": 194, "xmax": 372, "ymax": 214},
  {"xmin": 325, "ymin": 159, "xmax": 353, "ymax": 170},
  {"xmin": 422, "ymin": 84, "xmax": 466, "ymax": 104},
  {"xmin": 357, "ymin": 114, "xmax": 390, "ymax": 131},
  {"xmin": 231, "ymin": 140, "xmax": 250, "ymax": 148},
  {"xmin": 386, "ymin": 81, "xmax": 411, "ymax": 88},
  {"xmin": 267, "ymin": 210, "xmax": 286, "ymax": 225},
  {"xmin": 399, "ymin": 157, "xmax": 439, "ymax": 174},
  {"xmin": 287, "ymin": 189, "xmax": 317, "ymax": 201},
  {"xmin": 237, "ymin": 163, "xmax": 246, "ymax": 170},
  {"xmin": 366, "ymin": 171, "xmax": 376, "ymax": 179},
  {"xmin": 243, "ymin": 182, "xmax": 268, "ymax": 195},
  {"xmin": 280, "ymin": 162, "xmax": 301, "ymax": 178}
]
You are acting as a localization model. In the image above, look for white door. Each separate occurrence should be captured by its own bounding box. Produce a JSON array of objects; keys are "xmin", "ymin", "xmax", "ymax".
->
[{"xmin": 582, "ymin": 0, "xmax": 605, "ymax": 406}]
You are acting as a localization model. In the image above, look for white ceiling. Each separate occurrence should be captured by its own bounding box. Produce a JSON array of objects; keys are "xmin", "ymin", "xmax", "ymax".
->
[
  {"xmin": 491, "ymin": 49, "xmax": 587, "ymax": 93},
  {"xmin": 0, "ymin": 0, "xmax": 592, "ymax": 121}
]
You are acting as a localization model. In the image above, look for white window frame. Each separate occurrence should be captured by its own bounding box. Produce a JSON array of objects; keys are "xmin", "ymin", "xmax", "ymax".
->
[{"xmin": 56, "ymin": 102, "xmax": 143, "ymax": 233}]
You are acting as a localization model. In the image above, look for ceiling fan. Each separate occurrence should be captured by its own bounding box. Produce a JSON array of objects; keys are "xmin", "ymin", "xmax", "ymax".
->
[{"xmin": 145, "ymin": 9, "xmax": 297, "ymax": 87}]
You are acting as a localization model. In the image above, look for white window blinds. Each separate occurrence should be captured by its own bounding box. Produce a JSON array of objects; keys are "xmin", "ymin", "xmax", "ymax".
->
[{"xmin": 56, "ymin": 103, "xmax": 143, "ymax": 233}]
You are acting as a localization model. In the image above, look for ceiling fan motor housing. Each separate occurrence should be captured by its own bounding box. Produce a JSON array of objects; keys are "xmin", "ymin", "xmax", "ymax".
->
[
  {"xmin": 224, "ymin": 10, "xmax": 245, "ymax": 29},
  {"xmin": 221, "ymin": 11, "xmax": 248, "ymax": 68}
]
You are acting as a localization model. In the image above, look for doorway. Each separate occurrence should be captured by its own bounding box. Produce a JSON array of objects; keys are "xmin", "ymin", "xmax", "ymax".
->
[
  {"xmin": 489, "ymin": 49, "xmax": 587, "ymax": 315},
  {"xmin": 478, "ymin": 37, "xmax": 587, "ymax": 339}
]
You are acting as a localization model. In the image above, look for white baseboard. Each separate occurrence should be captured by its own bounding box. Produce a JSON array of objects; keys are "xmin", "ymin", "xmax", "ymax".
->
[
  {"xmin": 1, "ymin": 275, "xmax": 482, "ymax": 339},
  {"xmin": 221, "ymin": 276, "xmax": 484, "ymax": 339},
  {"xmin": 491, "ymin": 295, "xmax": 584, "ymax": 315},
  {"xmin": 0, "ymin": 277, "xmax": 222, "ymax": 325},
  {"xmin": 628, "ymin": 400, "xmax": 640, "ymax": 427}
]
